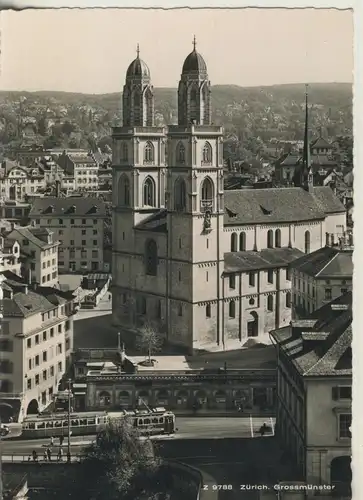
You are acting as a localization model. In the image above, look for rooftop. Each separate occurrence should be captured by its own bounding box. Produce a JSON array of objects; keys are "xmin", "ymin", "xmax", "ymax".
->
[
  {"xmin": 224, "ymin": 247, "xmax": 304, "ymax": 274},
  {"xmin": 29, "ymin": 197, "xmax": 106, "ymax": 217},
  {"xmin": 8, "ymin": 226, "xmax": 55, "ymax": 249},
  {"xmin": 223, "ymin": 186, "xmax": 345, "ymax": 225},
  {"xmin": 290, "ymin": 240, "xmax": 353, "ymax": 279},
  {"xmin": 270, "ymin": 292, "xmax": 352, "ymax": 377}
]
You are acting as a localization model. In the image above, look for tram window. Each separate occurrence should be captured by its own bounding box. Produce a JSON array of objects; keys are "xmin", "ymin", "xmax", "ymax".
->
[
  {"xmin": 152, "ymin": 418, "xmax": 158, "ymax": 424},
  {"xmin": 138, "ymin": 419, "xmax": 143, "ymax": 426},
  {"xmin": 29, "ymin": 423, "xmax": 35, "ymax": 430},
  {"xmin": 63, "ymin": 421, "xmax": 68, "ymax": 427},
  {"xmin": 55, "ymin": 421, "xmax": 62, "ymax": 428},
  {"xmin": 159, "ymin": 418, "xmax": 164, "ymax": 424},
  {"xmin": 144, "ymin": 418, "xmax": 150, "ymax": 425},
  {"xmin": 88, "ymin": 418, "xmax": 96, "ymax": 425},
  {"xmin": 79, "ymin": 419, "xmax": 87, "ymax": 426},
  {"xmin": 37, "ymin": 422, "xmax": 46, "ymax": 429},
  {"xmin": 46, "ymin": 422, "xmax": 53, "ymax": 428},
  {"xmin": 133, "ymin": 419, "xmax": 137, "ymax": 427},
  {"xmin": 71, "ymin": 420, "xmax": 79, "ymax": 426}
]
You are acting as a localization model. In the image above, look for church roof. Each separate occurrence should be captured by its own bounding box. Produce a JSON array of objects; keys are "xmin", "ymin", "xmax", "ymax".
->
[
  {"xmin": 126, "ymin": 56, "xmax": 150, "ymax": 79},
  {"xmin": 182, "ymin": 49, "xmax": 207, "ymax": 74},
  {"xmin": 289, "ymin": 245, "xmax": 353, "ymax": 279},
  {"xmin": 134, "ymin": 210, "xmax": 167, "ymax": 233},
  {"xmin": 270, "ymin": 292, "xmax": 352, "ymax": 377},
  {"xmin": 224, "ymin": 186, "xmax": 345, "ymax": 226},
  {"xmin": 224, "ymin": 247, "xmax": 304, "ymax": 274}
]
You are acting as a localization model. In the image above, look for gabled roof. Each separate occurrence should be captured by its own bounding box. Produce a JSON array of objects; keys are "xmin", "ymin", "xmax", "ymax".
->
[
  {"xmin": 311, "ymin": 136, "xmax": 332, "ymax": 149},
  {"xmin": 223, "ymin": 186, "xmax": 345, "ymax": 226},
  {"xmin": 8, "ymin": 226, "xmax": 52, "ymax": 249},
  {"xmin": 224, "ymin": 247, "xmax": 304, "ymax": 273},
  {"xmin": 29, "ymin": 197, "xmax": 106, "ymax": 217},
  {"xmin": 270, "ymin": 292, "xmax": 352, "ymax": 377},
  {"xmin": 290, "ymin": 245, "xmax": 353, "ymax": 279}
]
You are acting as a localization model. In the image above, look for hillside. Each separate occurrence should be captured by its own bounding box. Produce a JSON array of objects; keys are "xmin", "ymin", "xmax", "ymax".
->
[{"xmin": 0, "ymin": 82, "xmax": 352, "ymax": 152}]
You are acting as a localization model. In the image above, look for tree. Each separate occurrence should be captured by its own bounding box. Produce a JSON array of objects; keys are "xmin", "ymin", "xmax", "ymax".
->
[
  {"xmin": 136, "ymin": 321, "xmax": 163, "ymax": 365},
  {"xmin": 77, "ymin": 419, "xmax": 167, "ymax": 500}
]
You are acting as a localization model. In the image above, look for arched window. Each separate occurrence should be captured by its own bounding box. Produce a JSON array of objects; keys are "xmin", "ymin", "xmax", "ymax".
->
[
  {"xmin": 267, "ymin": 295, "xmax": 273, "ymax": 311},
  {"xmin": 144, "ymin": 141, "xmax": 154, "ymax": 163},
  {"xmin": 190, "ymin": 87, "xmax": 198, "ymax": 122},
  {"xmin": 143, "ymin": 177, "xmax": 156, "ymax": 207},
  {"xmin": 202, "ymin": 142, "xmax": 212, "ymax": 164},
  {"xmin": 267, "ymin": 230, "xmax": 273, "ymax": 249},
  {"xmin": 144, "ymin": 87, "xmax": 153, "ymax": 127},
  {"xmin": 174, "ymin": 177, "xmax": 186, "ymax": 211},
  {"xmin": 177, "ymin": 142, "xmax": 186, "ymax": 163},
  {"xmin": 231, "ymin": 233, "xmax": 237, "ymax": 252},
  {"xmin": 201, "ymin": 177, "xmax": 214, "ymax": 211},
  {"xmin": 239, "ymin": 232, "xmax": 246, "ymax": 251},
  {"xmin": 118, "ymin": 174, "xmax": 130, "ymax": 206},
  {"xmin": 229, "ymin": 300, "xmax": 236, "ymax": 318},
  {"xmin": 275, "ymin": 229, "xmax": 281, "ymax": 248},
  {"xmin": 145, "ymin": 239, "xmax": 158, "ymax": 276},
  {"xmin": 305, "ymin": 231, "xmax": 311, "ymax": 254},
  {"xmin": 121, "ymin": 143, "xmax": 128, "ymax": 162},
  {"xmin": 206, "ymin": 304, "xmax": 211, "ymax": 318}
]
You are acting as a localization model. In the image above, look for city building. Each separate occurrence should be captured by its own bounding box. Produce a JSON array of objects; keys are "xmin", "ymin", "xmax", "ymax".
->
[
  {"xmin": 29, "ymin": 197, "xmax": 107, "ymax": 273},
  {"xmin": 289, "ymin": 231, "xmax": 353, "ymax": 318},
  {"xmin": 270, "ymin": 292, "xmax": 352, "ymax": 493},
  {"xmin": 7, "ymin": 225, "xmax": 60, "ymax": 287},
  {"xmin": 56, "ymin": 151, "xmax": 99, "ymax": 192},
  {"xmin": 0, "ymin": 236, "xmax": 21, "ymax": 275},
  {"xmin": 0, "ymin": 271, "xmax": 75, "ymax": 422},
  {"xmin": 71, "ymin": 346, "xmax": 276, "ymax": 413},
  {"xmin": 111, "ymin": 43, "xmax": 347, "ymax": 352},
  {"xmin": 0, "ymin": 160, "xmax": 45, "ymax": 201}
]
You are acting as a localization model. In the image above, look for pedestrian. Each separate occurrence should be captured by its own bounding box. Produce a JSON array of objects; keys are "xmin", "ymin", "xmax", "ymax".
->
[
  {"xmin": 43, "ymin": 450, "xmax": 48, "ymax": 461},
  {"xmin": 108, "ymin": 293, "xmax": 111, "ymax": 301},
  {"xmin": 8, "ymin": 416, "xmax": 13, "ymax": 423},
  {"xmin": 32, "ymin": 450, "xmax": 38, "ymax": 462},
  {"xmin": 67, "ymin": 451, "xmax": 71, "ymax": 463},
  {"xmin": 59, "ymin": 435, "xmax": 64, "ymax": 446},
  {"xmin": 50, "ymin": 436, "xmax": 54, "ymax": 446},
  {"xmin": 46, "ymin": 447, "xmax": 51, "ymax": 461},
  {"xmin": 57, "ymin": 448, "xmax": 63, "ymax": 462}
]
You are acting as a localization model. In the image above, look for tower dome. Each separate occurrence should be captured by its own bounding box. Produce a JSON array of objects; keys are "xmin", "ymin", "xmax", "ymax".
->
[
  {"xmin": 182, "ymin": 36, "xmax": 207, "ymax": 74},
  {"xmin": 126, "ymin": 45, "xmax": 150, "ymax": 79}
]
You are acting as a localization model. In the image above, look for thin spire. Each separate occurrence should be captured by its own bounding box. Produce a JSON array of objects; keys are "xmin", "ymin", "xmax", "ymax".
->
[
  {"xmin": 136, "ymin": 43, "xmax": 140, "ymax": 58},
  {"xmin": 303, "ymin": 84, "xmax": 311, "ymax": 172},
  {"xmin": 193, "ymin": 35, "xmax": 197, "ymax": 51}
]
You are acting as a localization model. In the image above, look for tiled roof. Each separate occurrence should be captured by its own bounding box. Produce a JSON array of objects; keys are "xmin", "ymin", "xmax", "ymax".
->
[
  {"xmin": 69, "ymin": 154, "xmax": 97, "ymax": 164},
  {"xmin": 9, "ymin": 226, "xmax": 51, "ymax": 249},
  {"xmin": 279, "ymin": 153, "xmax": 300, "ymax": 167},
  {"xmin": 135, "ymin": 210, "xmax": 167, "ymax": 233},
  {"xmin": 224, "ymin": 247, "xmax": 304, "ymax": 273},
  {"xmin": 29, "ymin": 197, "xmax": 106, "ymax": 217},
  {"xmin": 311, "ymin": 137, "xmax": 332, "ymax": 149},
  {"xmin": 290, "ymin": 245, "xmax": 353, "ymax": 278},
  {"xmin": 3, "ymin": 289, "xmax": 55, "ymax": 318},
  {"xmin": 270, "ymin": 292, "xmax": 352, "ymax": 377},
  {"xmin": 223, "ymin": 187, "xmax": 344, "ymax": 225}
]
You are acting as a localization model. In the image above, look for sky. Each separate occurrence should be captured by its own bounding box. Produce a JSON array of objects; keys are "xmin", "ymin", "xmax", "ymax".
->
[{"xmin": 0, "ymin": 8, "xmax": 353, "ymax": 94}]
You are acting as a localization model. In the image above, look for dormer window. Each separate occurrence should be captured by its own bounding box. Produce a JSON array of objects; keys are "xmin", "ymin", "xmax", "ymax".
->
[{"xmin": 260, "ymin": 205, "xmax": 272, "ymax": 215}]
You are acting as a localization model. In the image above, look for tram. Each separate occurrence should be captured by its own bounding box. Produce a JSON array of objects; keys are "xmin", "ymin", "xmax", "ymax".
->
[{"xmin": 21, "ymin": 407, "xmax": 175, "ymax": 439}]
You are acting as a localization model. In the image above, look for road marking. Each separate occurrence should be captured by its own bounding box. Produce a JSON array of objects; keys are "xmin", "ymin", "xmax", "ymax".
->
[
  {"xmin": 270, "ymin": 417, "xmax": 275, "ymax": 436},
  {"xmin": 249, "ymin": 414, "xmax": 254, "ymax": 438}
]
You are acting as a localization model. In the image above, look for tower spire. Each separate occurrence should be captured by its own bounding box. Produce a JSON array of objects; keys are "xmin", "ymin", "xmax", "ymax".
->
[
  {"xmin": 136, "ymin": 43, "xmax": 140, "ymax": 58},
  {"xmin": 193, "ymin": 35, "xmax": 197, "ymax": 51},
  {"xmin": 302, "ymin": 84, "xmax": 313, "ymax": 191}
]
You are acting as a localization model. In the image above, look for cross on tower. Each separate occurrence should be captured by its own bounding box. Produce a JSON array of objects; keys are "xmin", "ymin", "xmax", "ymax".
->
[
  {"xmin": 193, "ymin": 35, "xmax": 197, "ymax": 51},
  {"xmin": 136, "ymin": 43, "xmax": 140, "ymax": 58}
]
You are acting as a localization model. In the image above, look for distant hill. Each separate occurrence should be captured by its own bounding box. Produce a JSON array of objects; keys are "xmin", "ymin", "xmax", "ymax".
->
[{"xmin": 0, "ymin": 82, "xmax": 352, "ymax": 150}]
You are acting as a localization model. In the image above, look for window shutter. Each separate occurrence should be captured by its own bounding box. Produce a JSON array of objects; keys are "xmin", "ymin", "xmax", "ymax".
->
[{"xmin": 332, "ymin": 386, "xmax": 339, "ymax": 400}]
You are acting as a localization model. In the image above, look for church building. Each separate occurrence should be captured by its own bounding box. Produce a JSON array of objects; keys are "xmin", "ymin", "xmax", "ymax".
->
[{"xmin": 111, "ymin": 41, "xmax": 347, "ymax": 353}]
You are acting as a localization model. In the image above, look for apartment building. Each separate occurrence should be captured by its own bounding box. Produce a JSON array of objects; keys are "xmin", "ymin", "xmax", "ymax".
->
[
  {"xmin": 0, "ymin": 271, "xmax": 75, "ymax": 422},
  {"xmin": 0, "ymin": 237, "xmax": 21, "ymax": 275},
  {"xmin": 270, "ymin": 292, "xmax": 352, "ymax": 495},
  {"xmin": 0, "ymin": 160, "xmax": 45, "ymax": 201},
  {"xmin": 7, "ymin": 225, "xmax": 60, "ymax": 287},
  {"xmin": 29, "ymin": 197, "xmax": 107, "ymax": 273},
  {"xmin": 289, "ymin": 231, "xmax": 353, "ymax": 318},
  {"xmin": 56, "ymin": 151, "xmax": 99, "ymax": 191}
]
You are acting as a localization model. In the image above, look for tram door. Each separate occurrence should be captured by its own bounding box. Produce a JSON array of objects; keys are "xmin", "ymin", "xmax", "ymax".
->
[{"xmin": 164, "ymin": 415, "xmax": 174, "ymax": 434}]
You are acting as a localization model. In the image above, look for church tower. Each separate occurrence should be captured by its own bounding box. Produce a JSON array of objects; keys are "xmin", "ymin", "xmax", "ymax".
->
[
  {"xmin": 112, "ymin": 47, "xmax": 167, "ymax": 326},
  {"xmin": 166, "ymin": 39, "xmax": 225, "ymax": 351},
  {"xmin": 295, "ymin": 86, "xmax": 314, "ymax": 191}
]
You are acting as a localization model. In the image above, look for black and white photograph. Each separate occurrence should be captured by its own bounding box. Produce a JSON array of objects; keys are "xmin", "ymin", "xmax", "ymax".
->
[{"xmin": 0, "ymin": 6, "xmax": 355, "ymax": 500}]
